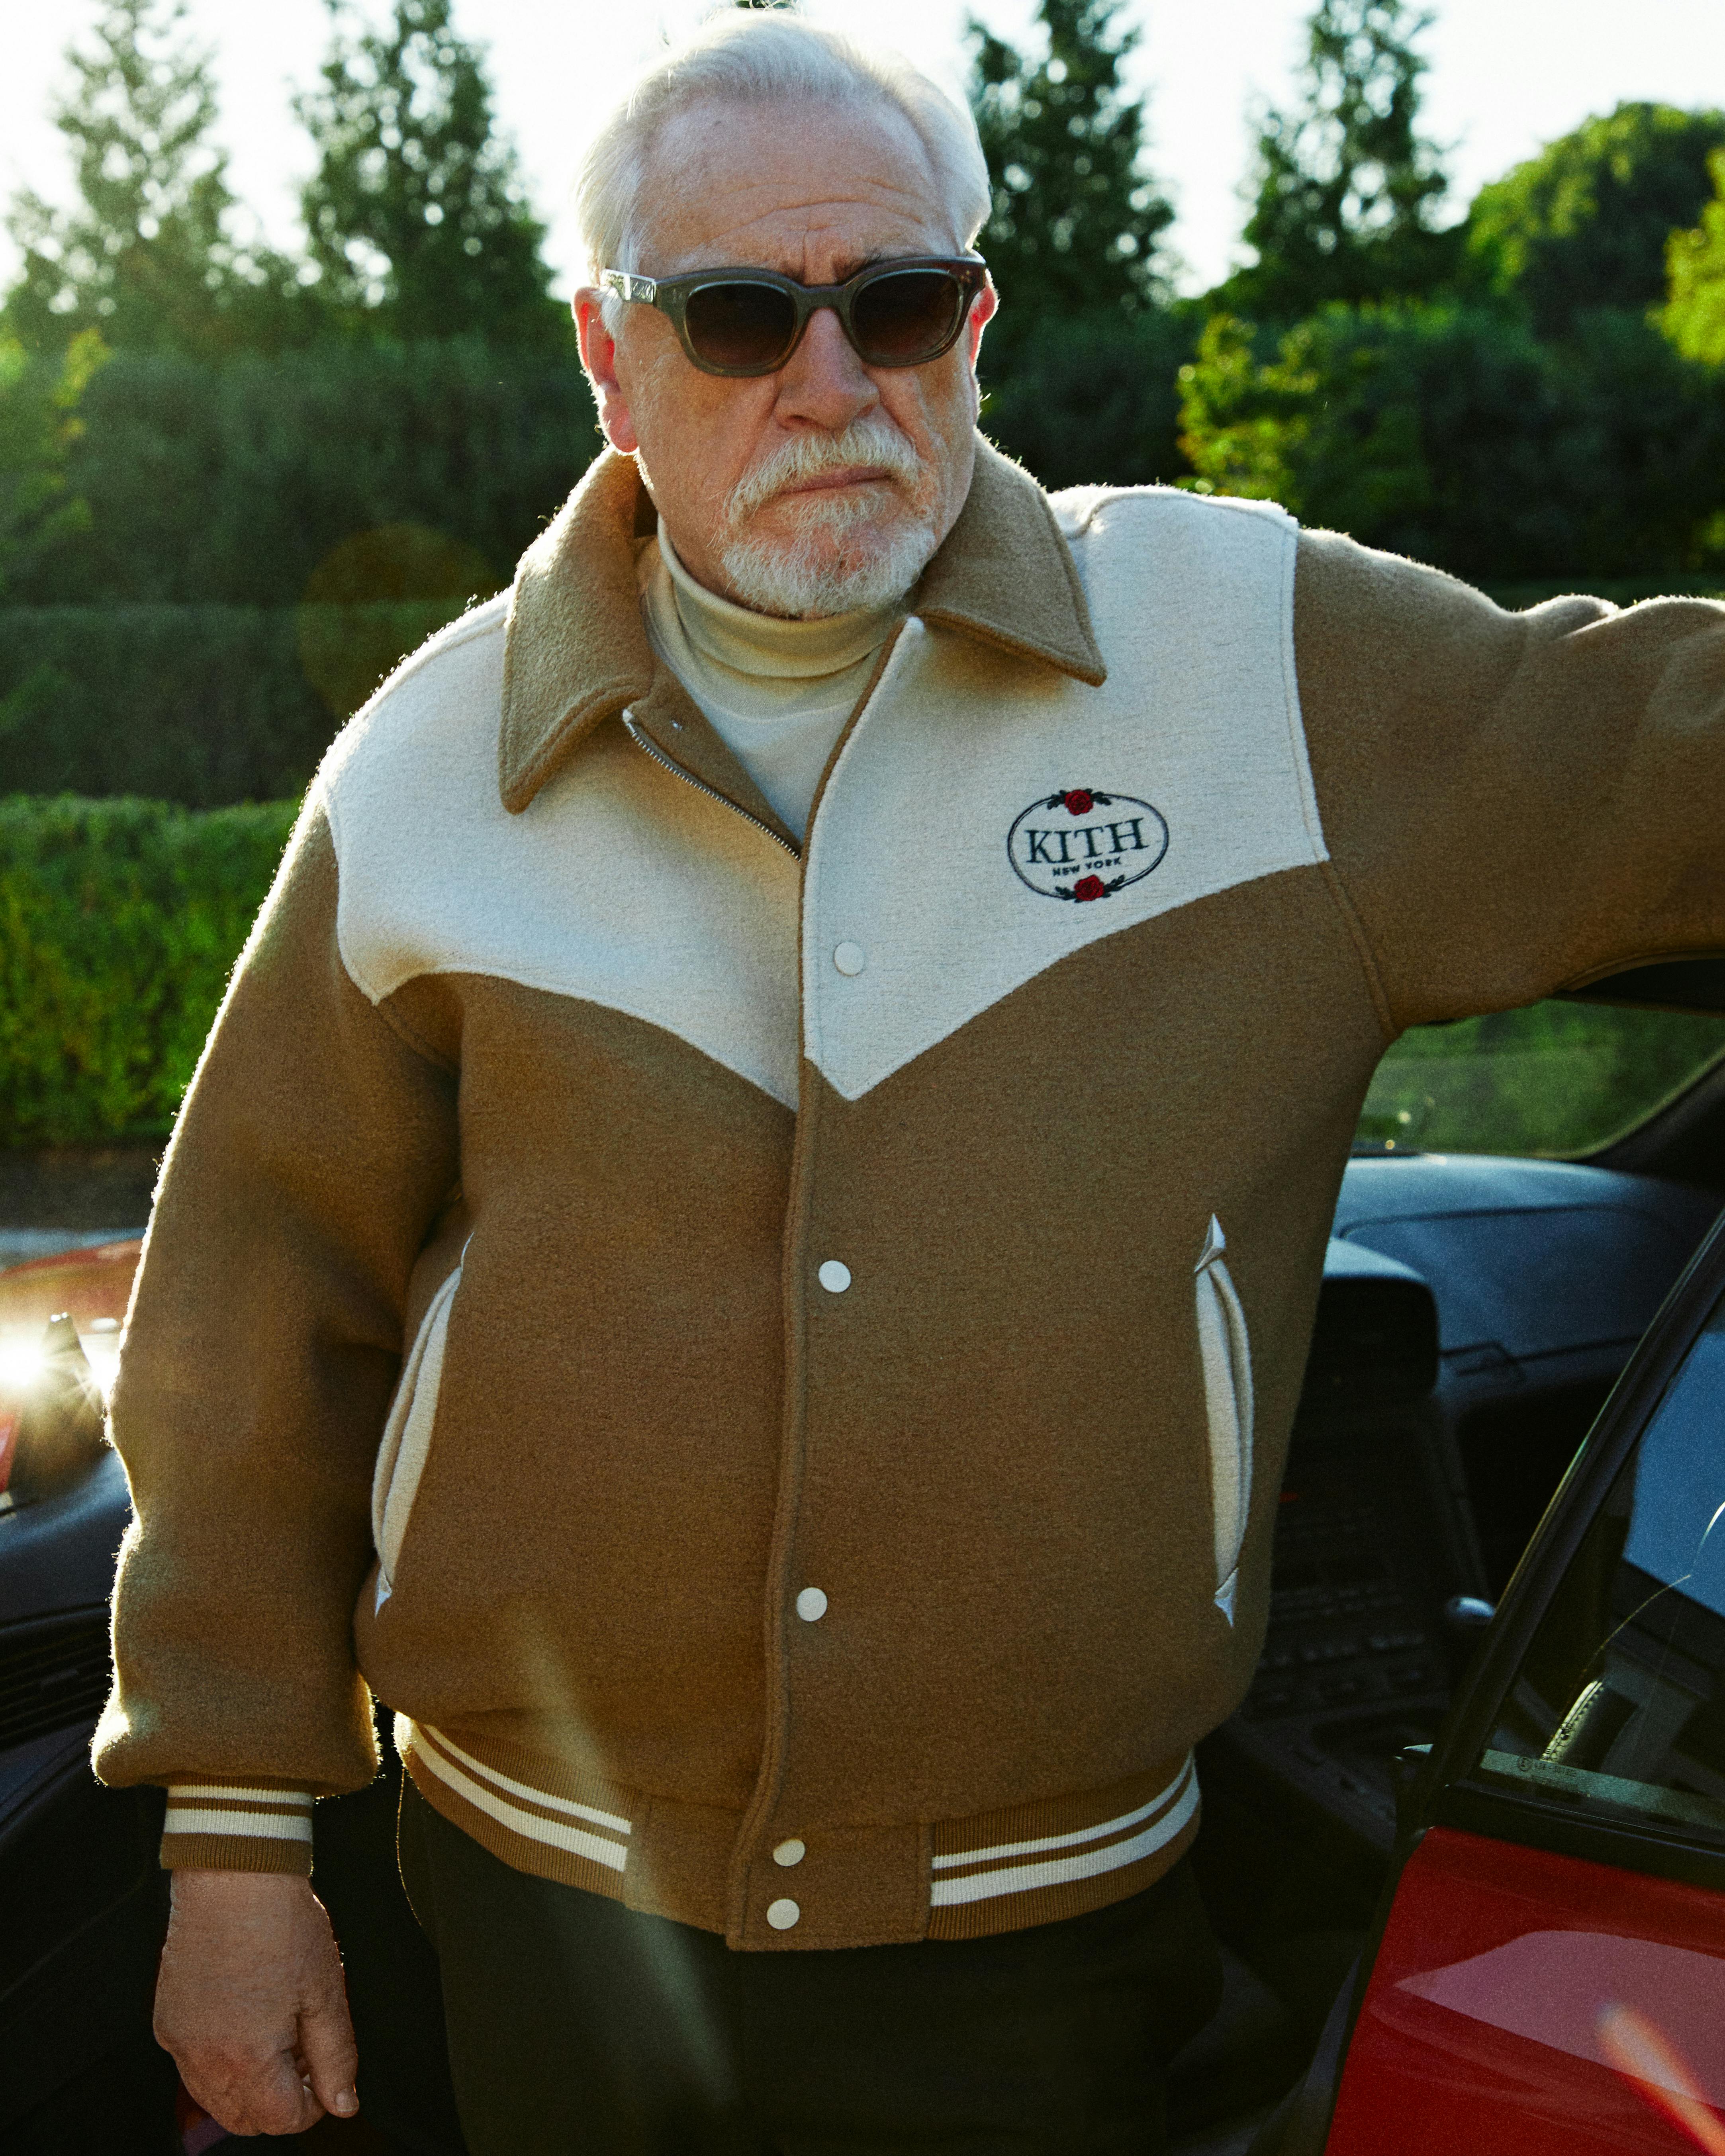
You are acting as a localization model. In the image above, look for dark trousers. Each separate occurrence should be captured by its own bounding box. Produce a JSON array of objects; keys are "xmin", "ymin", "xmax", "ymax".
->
[{"xmin": 398, "ymin": 1778, "xmax": 1223, "ymax": 2156}]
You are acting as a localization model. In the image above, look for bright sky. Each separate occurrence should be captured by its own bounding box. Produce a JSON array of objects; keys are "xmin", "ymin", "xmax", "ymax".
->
[{"xmin": 2, "ymin": 0, "xmax": 1722, "ymax": 299}]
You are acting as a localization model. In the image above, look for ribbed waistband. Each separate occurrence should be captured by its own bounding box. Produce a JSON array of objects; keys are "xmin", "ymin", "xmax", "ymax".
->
[{"xmin": 396, "ymin": 1716, "xmax": 1200, "ymax": 1950}]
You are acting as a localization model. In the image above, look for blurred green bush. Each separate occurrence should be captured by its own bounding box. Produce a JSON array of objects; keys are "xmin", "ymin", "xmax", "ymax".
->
[
  {"xmin": 1178, "ymin": 303, "xmax": 1725, "ymax": 583},
  {"xmin": 8, "ymin": 339, "xmax": 595, "ymax": 607},
  {"xmin": 0, "ymin": 794, "xmax": 295, "ymax": 1146},
  {"xmin": 980, "ymin": 310, "xmax": 1198, "ymax": 493},
  {"xmin": 0, "ymin": 599, "xmax": 469, "ymax": 804}
]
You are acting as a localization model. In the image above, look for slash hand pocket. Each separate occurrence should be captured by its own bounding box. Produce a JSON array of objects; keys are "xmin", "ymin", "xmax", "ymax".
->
[
  {"xmin": 1194, "ymin": 1216, "xmax": 1253, "ymax": 1626},
  {"xmin": 371, "ymin": 1259, "xmax": 464, "ymax": 1612}
]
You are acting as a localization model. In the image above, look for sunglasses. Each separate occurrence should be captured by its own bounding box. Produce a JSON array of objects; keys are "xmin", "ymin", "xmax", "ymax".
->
[{"xmin": 599, "ymin": 256, "xmax": 990, "ymax": 378}]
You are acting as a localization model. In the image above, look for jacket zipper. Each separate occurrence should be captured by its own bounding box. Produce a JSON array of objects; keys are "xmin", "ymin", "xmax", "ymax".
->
[{"xmin": 623, "ymin": 712, "xmax": 801, "ymax": 860}]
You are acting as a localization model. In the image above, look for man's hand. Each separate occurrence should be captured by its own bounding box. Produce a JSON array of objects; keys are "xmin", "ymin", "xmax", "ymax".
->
[{"xmin": 155, "ymin": 1869, "xmax": 359, "ymax": 2135}]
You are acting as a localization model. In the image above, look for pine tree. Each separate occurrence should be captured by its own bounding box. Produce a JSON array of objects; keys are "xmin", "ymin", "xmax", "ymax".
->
[
  {"xmin": 296, "ymin": 0, "xmax": 561, "ymax": 347},
  {"xmin": 1228, "ymin": 0, "xmax": 1458, "ymax": 321},
  {"xmin": 967, "ymin": 0, "xmax": 1173, "ymax": 344},
  {"xmin": 2, "ymin": 0, "xmax": 302, "ymax": 355}
]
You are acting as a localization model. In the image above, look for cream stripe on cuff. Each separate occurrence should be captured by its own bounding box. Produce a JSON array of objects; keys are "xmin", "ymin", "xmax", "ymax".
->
[
  {"xmin": 167, "ymin": 1784, "xmax": 315, "ymax": 1808},
  {"xmin": 163, "ymin": 1806, "xmax": 314, "ymax": 1841}
]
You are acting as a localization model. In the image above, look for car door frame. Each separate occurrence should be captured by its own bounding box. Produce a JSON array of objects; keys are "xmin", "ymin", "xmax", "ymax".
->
[{"xmin": 1256, "ymin": 1200, "xmax": 1725, "ymax": 2156}]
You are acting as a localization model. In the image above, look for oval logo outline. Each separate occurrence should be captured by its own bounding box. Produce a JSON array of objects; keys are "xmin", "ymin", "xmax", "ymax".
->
[{"xmin": 1006, "ymin": 788, "xmax": 1170, "ymax": 902}]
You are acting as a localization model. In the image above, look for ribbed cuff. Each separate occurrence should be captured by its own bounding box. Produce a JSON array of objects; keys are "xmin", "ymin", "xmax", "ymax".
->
[{"xmin": 161, "ymin": 1783, "xmax": 315, "ymax": 1874}]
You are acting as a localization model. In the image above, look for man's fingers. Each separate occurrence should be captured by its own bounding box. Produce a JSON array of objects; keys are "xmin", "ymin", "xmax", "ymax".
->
[
  {"xmin": 298, "ymin": 1982, "xmax": 361, "ymax": 2119},
  {"xmin": 174, "ymin": 2041, "xmax": 325, "ymax": 2137}
]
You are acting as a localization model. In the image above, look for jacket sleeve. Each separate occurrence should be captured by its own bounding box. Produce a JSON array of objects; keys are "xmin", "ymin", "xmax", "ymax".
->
[
  {"xmin": 1294, "ymin": 530, "xmax": 1725, "ymax": 1033},
  {"xmin": 94, "ymin": 788, "xmax": 459, "ymax": 1873}
]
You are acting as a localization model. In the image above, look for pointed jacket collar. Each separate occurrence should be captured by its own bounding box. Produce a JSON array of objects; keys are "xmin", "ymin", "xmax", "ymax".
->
[{"xmin": 498, "ymin": 434, "xmax": 1106, "ymax": 815}]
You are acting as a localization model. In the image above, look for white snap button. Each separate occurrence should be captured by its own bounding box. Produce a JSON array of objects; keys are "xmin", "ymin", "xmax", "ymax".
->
[
  {"xmin": 833, "ymin": 941, "xmax": 866, "ymax": 976},
  {"xmin": 767, "ymin": 1897, "xmax": 801, "ymax": 1930},
  {"xmin": 817, "ymin": 1260, "xmax": 851, "ymax": 1293},
  {"xmin": 773, "ymin": 1838, "xmax": 806, "ymax": 1867},
  {"xmin": 795, "ymin": 1587, "xmax": 828, "ymax": 1622}
]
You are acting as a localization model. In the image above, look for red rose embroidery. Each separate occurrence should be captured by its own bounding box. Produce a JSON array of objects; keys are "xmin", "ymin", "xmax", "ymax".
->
[
  {"xmin": 1064, "ymin": 789, "xmax": 1094, "ymax": 816},
  {"xmin": 1073, "ymin": 875, "xmax": 1106, "ymax": 901}
]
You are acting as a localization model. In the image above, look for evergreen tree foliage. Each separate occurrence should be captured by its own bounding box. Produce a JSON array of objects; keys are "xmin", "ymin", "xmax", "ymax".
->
[
  {"xmin": 1664, "ymin": 149, "xmax": 1725, "ymax": 367},
  {"xmin": 964, "ymin": 0, "xmax": 1187, "ymax": 486},
  {"xmin": 1471, "ymin": 103, "xmax": 1725, "ymax": 340},
  {"xmin": 2, "ymin": 0, "xmax": 304, "ymax": 356},
  {"xmin": 297, "ymin": 0, "xmax": 562, "ymax": 347},
  {"xmin": 967, "ymin": 0, "xmax": 1173, "ymax": 336},
  {"xmin": 981, "ymin": 308, "xmax": 1195, "ymax": 489},
  {"xmin": 8, "ymin": 341, "xmax": 595, "ymax": 607},
  {"xmin": 0, "ymin": 331, "xmax": 109, "ymax": 596},
  {"xmin": 1228, "ymin": 0, "xmax": 1458, "ymax": 321}
]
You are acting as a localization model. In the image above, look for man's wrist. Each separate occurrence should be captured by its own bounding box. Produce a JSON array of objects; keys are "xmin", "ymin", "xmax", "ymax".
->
[{"xmin": 170, "ymin": 1866, "xmax": 315, "ymax": 1902}]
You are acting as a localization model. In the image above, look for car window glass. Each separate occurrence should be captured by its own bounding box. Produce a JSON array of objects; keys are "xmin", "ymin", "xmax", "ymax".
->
[
  {"xmin": 1356, "ymin": 1002, "xmax": 1725, "ymax": 1158},
  {"xmin": 1471, "ymin": 1291, "xmax": 1725, "ymax": 1844},
  {"xmin": 1622, "ymin": 1334, "xmax": 1725, "ymax": 1620}
]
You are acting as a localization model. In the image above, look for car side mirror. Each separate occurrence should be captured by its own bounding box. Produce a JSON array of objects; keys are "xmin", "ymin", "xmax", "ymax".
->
[{"xmin": 0, "ymin": 1314, "xmax": 108, "ymax": 1512}]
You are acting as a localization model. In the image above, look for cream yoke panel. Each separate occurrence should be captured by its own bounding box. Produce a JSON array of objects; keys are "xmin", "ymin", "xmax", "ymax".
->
[
  {"xmin": 324, "ymin": 599, "xmax": 803, "ymax": 1108},
  {"xmin": 802, "ymin": 487, "xmax": 1326, "ymax": 1102}
]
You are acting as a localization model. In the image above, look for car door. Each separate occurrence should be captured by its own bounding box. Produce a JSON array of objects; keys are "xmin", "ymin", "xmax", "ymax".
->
[
  {"xmin": 0, "ymin": 1242, "xmax": 183, "ymax": 2151},
  {"xmin": 1316, "ymin": 1205, "xmax": 1725, "ymax": 2155},
  {"xmin": 0, "ymin": 1239, "xmax": 468, "ymax": 2155}
]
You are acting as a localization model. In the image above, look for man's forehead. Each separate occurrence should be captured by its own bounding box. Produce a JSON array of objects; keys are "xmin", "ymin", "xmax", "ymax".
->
[{"xmin": 637, "ymin": 96, "xmax": 952, "ymax": 278}]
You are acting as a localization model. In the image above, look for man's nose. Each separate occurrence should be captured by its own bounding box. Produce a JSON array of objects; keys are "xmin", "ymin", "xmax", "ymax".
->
[{"xmin": 773, "ymin": 306, "xmax": 879, "ymax": 430}]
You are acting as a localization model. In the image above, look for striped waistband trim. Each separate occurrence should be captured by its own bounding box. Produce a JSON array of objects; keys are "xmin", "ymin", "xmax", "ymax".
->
[
  {"xmin": 929, "ymin": 1755, "xmax": 1198, "ymax": 1908},
  {"xmin": 395, "ymin": 1726, "xmax": 1194, "ymax": 1918},
  {"xmin": 404, "ymin": 1718, "xmax": 632, "ymax": 1873}
]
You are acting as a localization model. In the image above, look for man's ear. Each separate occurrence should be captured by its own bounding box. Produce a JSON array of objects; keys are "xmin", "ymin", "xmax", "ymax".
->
[
  {"xmin": 573, "ymin": 290, "xmax": 640, "ymax": 454},
  {"xmin": 966, "ymin": 276, "xmax": 999, "ymax": 367}
]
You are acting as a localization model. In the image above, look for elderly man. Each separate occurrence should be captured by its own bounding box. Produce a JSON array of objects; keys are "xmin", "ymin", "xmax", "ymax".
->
[{"xmin": 99, "ymin": 12, "xmax": 1725, "ymax": 2154}]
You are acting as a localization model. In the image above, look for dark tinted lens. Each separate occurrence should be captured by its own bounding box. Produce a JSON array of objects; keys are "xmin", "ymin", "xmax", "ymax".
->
[
  {"xmin": 851, "ymin": 269, "xmax": 966, "ymax": 364},
  {"xmin": 683, "ymin": 280, "xmax": 799, "ymax": 371}
]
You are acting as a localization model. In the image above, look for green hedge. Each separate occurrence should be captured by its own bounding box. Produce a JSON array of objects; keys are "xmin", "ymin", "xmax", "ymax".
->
[
  {"xmin": 0, "ymin": 601, "xmax": 466, "ymax": 805},
  {"xmin": 6, "ymin": 574, "xmax": 1719, "ymax": 810},
  {"xmin": 0, "ymin": 794, "xmax": 294, "ymax": 1146},
  {"xmin": 1179, "ymin": 304, "xmax": 1725, "ymax": 584},
  {"xmin": 14, "ymin": 340, "xmax": 598, "ymax": 607}
]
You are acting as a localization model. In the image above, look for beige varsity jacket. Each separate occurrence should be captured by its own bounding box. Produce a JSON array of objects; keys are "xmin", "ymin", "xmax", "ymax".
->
[{"xmin": 96, "ymin": 440, "xmax": 1725, "ymax": 1951}]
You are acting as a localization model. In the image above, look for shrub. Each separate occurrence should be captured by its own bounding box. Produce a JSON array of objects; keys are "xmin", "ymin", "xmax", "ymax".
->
[
  {"xmin": 12, "ymin": 337, "xmax": 596, "ymax": 607},
  {"xmin": 1178, "ymin": 302, "xmax": 1725, "ymax": 581},
  {"xmin": 0, "ymin": 794, "xmax": 295, "ymax": 1146},
  {"xmin": 0, "ymin": 600, "xmax": 466, "ymax": 805},
  {"xmin": 981, "ymin": 307, "xmax": 1196, "ymax": 491}
]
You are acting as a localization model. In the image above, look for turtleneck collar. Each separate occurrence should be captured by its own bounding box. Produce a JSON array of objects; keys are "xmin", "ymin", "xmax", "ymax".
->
[{"xmin": 656, "ymin": 524, "xmax": 905, "ymax": 682}]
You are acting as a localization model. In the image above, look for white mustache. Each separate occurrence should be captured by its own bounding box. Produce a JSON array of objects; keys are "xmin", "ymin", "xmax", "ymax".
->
[{"xmin": 725, "ymin": 419, "xmax": 927, "ymax": 526}]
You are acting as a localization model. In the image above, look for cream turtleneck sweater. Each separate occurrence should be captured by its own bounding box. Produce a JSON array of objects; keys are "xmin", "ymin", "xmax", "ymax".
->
[{"xmin": 638, "ymin": 527, "xmax": 905, "ymax": 842}]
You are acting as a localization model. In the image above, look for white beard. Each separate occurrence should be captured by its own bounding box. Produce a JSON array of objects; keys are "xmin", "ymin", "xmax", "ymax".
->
[
  {"xmin": 717, "ymin": 418, "xmax": 941, "ymax": 619},
  {"xmin": 719, "ymin": 509, "xmax": 938, "ymax": 618}
]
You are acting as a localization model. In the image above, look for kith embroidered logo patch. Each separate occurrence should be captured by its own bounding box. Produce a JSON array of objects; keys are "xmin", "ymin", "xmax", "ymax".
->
[{"xmin": 1007, "ymin": 788, "xmax": 1169, "ymax": 901}]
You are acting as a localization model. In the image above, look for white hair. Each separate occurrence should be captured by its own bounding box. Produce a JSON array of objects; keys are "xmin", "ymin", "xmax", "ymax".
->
[{"xmin": 575, "ymin": 12, "xmax": 991, "ymax": 323}]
